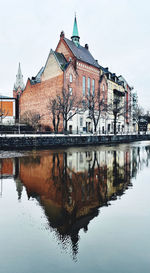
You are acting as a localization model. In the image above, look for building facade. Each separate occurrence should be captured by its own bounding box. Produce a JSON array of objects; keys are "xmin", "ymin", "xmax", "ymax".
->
[
  {"xmin": 18, "ymin": 16, "xmax": 136, "ymax": 134},
  {"xmin": 0, "ymin": 95, "xmax": 16, "ymax": 125}
]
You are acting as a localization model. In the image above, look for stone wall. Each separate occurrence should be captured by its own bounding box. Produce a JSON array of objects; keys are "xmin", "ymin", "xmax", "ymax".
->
[{"xmin": 0, "ymin": 134, "xmax": 149, "ymax": 150}]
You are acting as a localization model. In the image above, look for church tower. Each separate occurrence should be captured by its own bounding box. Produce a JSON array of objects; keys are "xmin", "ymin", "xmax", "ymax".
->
[
  {"xmin": 71, "ymin": 15, "xmax": 80, "ymax": 47},
  {"xmin": 13, "ymin": 63, "xmax": 25, "ymax": 99}
]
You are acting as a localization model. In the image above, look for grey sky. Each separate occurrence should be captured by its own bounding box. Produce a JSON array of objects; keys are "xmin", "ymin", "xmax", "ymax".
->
[{"xmin": 0, "ymin": 0, "xmax": 149, "ymax": 109}]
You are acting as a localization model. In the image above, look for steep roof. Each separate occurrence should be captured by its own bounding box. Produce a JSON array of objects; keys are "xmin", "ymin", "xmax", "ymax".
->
[
  {"xmin": 53, "ymin": 51, "xmax": 68, "ymax": 69},
  {"xmin": 31, "ymin": 67, "xmax": 44, "ymax": 84},
  {"xmin": 30, "ymin": 50, "xmax": 68, "ymax": 85},
  {"xmin": 64, "ymin": 38, "xmax": 100, "ymax": 68}
]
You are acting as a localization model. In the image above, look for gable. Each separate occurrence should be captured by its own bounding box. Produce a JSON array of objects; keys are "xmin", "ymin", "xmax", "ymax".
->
[
  {"xmin": 56, "ymin": 39, "xmax": 73, "ymax": 61},
  {"xmin": 41, "ymin": 53, "xmax": 63, "ymax": 82}
]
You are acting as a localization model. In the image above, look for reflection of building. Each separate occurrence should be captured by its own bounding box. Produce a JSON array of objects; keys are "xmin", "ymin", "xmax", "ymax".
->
[
  {"xmin": 1, "ymin": 148, "xmax": 131, "ymax": 256},
  {"xmin": 0, "ymin": 158, "xmax": 14, "ymax": 178},
  {"xmin": 1, "ymin": 144, "xmax": 149, "ymax": 258}
]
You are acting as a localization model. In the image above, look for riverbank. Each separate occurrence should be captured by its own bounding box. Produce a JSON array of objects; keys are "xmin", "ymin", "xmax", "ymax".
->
[{"xmin": 0, "ymin": 133, "xmax": 150, "ymax": 150}]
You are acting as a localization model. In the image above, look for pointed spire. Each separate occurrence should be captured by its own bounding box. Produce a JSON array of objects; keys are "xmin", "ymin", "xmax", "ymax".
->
[
  {"xmin": 14, "ymin": 62, "xmax": 25, "ymax": 91},
  {"xmin": 71, "ymin": 14, "xmax": 80, "ymax": 47}
]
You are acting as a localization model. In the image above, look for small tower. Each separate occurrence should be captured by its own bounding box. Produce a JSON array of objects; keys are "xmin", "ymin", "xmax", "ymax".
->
[
  {"xmin": 13, "ymin": 63, "xmax": 25, "ymax": 99},
  {"xmin": 71, "ymin": 15, "xmax": 80, "ymax": 47}
]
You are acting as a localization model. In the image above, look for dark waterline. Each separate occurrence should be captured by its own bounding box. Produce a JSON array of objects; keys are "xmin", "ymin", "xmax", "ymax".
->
[{"xmin": 0, "ymin": 141, "xmax": 150, "ymax": 273}]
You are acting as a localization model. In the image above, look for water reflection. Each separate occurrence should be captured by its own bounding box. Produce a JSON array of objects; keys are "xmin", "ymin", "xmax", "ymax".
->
[{"xmin": 0, "ymin": 143, "xmax": 150, "ymax": 260}]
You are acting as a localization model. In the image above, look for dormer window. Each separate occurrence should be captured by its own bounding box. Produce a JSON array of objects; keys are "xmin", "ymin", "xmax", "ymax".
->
[{"xmin": 70, "ymin": 74, "xmax": 73, "ymax": 83}]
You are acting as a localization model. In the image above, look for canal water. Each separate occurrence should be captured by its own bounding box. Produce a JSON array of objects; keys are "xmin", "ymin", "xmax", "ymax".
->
[{"xmin": 0, "ymin": 141, "xmax": 150, "ymax": 273}]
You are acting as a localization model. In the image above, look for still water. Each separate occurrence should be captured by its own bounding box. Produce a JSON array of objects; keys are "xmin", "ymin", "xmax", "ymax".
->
[{"xmin": 0, "ymin": 141, "xmax": 150, "ymax": 273}]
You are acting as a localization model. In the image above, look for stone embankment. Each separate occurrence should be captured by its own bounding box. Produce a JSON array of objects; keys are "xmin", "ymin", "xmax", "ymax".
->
[{"xmin": 0, "ymin": 134, "xmax": 150, "ymax": 150}]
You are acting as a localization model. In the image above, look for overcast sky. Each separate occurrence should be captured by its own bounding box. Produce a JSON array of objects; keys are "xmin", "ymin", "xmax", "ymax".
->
[{"xmin": 0, "ymin": 0, "xmax": 149, "ymax": 110}]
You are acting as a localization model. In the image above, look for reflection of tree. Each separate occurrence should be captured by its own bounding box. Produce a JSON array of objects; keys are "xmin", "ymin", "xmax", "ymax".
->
[
  {"xmin": 145, "ymin": 146, "xmax": 150, "ymax": 167},
  {"xmin": 13, "ymin": 145, "xmax": 150, "ymax": 260}
]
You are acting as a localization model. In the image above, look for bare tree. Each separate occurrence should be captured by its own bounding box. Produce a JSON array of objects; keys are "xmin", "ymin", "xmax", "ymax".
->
[
  {"xmin": 133, "ymin": 105, "xmax": 144, "ymax": 134},
  {"xmin": 21, "ymin": 111, "xmax": 42, "ymax": 131},
  {"xmin": 86, "ymin": 89, "xmax": 107, "ymax": 133},
  {"xmin": 48, "ymin": 98, "xmax": 61, "ymax": 133},
  {"xmin": 108, "ymin": 95, "xmax": 126, "ymax": 135},
  {"xmin": 56, "ymin": 87, "xmax": 82, "ymax": 134},
  {"xmin": 0, "ymin": 108, "xmax": 8, "ymax": 123}
]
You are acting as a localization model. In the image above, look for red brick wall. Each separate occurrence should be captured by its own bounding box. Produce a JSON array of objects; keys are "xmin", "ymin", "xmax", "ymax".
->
[
  {"xmin": 20, "ymin": 36, "xmax": 103, "ymax": 131},
  {"xmin": 56, "ymin": 37, "xmax": 75, "ymax": 63},
  {"xmin": 0, "ymin": 159, "xmax": 13, "ymax": 175},
  {"xmin": 20, "ymin": 74, "xmax": 64, "ymax": 129},
  {"xmin": 76, "ymin": 61, "xmax": 100, "ymax": 98},
  {"xmin": 56, "ymin": 38, "xmax": 100, "ymax": 98}
]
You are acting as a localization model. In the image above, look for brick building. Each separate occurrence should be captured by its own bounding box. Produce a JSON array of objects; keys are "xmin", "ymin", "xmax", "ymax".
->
[
  {"xmin": 19, "ymin": 16, "xmax": 134, "ymax": 134},
  {"xmin": 19, "ymin": 16, "xmax": 108, "ymax": 133}
]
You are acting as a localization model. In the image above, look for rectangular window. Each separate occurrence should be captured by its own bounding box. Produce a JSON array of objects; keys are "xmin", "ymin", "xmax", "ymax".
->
[
  {"xmin": 69, "ymin": 87, "xmax": 72, "ymax": 95},
  {"xmin": 88, "ymin": 77, "xmax": 90, "ymax": 96},
  {"xmin": 70, "ymin": 74, "xmax": 73, "ymax": 82},
  {"xmin": 92, "ymin": 79, "xmax": 95, "ymax": 95},
  {"xmin": 83, "ymin": 76, "xmax": 86, "ymax": 96},
  {"xmin": 80, "ymin": 117, "xmax": 83, "ymax": 127}
]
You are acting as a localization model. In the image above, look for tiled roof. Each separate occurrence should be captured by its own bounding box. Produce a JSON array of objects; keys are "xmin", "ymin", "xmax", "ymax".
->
[{"xmin": 64, "ymin": 38, "xmax": 100, "ymax": 68}]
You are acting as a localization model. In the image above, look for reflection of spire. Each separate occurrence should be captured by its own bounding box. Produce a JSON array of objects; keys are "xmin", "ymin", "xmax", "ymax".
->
[{"xmin": 71, "ymin": 233, "xmax": 79, "ymax": 262}]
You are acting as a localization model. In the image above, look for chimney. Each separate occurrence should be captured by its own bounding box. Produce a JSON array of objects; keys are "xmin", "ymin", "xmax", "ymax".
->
[
  {"xmin": 60, "ymin": 31, "xmax": 65, "ymax": 39},
  {"xmin": 85, "ymin": 44, "xmax": 89, "ymax": 50}
]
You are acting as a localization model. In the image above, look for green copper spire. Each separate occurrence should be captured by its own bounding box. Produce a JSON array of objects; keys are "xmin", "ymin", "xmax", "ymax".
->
[{"xmin": 71, "ymin": 15, "xmax": 80, "ymax": 47}]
